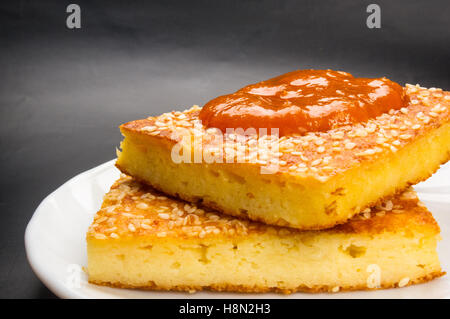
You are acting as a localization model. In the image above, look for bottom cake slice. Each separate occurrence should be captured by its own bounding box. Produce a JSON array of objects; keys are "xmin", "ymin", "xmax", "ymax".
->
[{"xmin": 87, "ymin": 176, "xmax": 444, "ymax": 293}]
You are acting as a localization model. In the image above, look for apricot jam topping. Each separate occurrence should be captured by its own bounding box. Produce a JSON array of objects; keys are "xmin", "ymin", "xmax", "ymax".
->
[{"xmin": 199, "ymin": 70, "xmax": 408, "ymax": 136}]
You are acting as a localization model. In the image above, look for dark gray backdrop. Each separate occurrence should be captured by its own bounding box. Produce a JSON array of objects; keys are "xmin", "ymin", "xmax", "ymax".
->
[{"xmin": 0, "ymin": 0, "xmax": 449, "ymax": 298}]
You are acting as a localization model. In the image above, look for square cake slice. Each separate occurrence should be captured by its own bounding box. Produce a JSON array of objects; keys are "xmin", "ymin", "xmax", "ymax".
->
[
  {"xmin": 87, "ymin": 176, "xmax": 444, "ymax": 293},
  {"xmin": 116, "ymin": 85, "xmax": 450, "ymax": 230}
]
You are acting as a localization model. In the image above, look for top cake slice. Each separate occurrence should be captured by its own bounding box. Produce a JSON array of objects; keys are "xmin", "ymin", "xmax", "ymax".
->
[{"xmin": 116, "ymin": 75, "xmax": 450, "ymax": 230}]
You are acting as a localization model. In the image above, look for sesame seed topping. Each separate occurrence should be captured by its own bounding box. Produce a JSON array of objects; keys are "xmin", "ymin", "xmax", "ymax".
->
[
  {"xmin": 314, "ymin": 139, "xmax": 324, "ymax": 146},
  {"xmin": 345, "ymin": 142, "xmax": 356, "ymax": 150},
  {"xmin": 141, "ymin": 126, "xmax": 157, "ymax": 132},
  {"xmin": 89, "ymin": 174, "xmax": 423, "ymax": 243},
  {"xmin": 136, "ymin": 85, "xmax": 447, "ymax": 178},
  {"xmin": 331, "ymin": 286, "xmax": 340, "ymax": 293},
  {"xmin": 399, "ymin": 134, "xmax": 412, "ymax": 140},
  {"xmin": 136, "ymin": 203, "xmax": 149, "ymax": 209},
  {"xmin": 398, "ymin": 277, "xmax": 410, "ymax": 288},
  {"xmin": 140, "ymin": 223, "xmax": 152, "ymax": 230},
  {"xmin": 356, "ymin": 149, "xmax": 376, "ymax": 156}
]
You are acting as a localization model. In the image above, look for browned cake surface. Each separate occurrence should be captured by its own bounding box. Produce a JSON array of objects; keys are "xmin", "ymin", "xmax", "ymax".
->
[{"xmin": 87, "ymin": 176, "xmax": 440, "ymax": 240}]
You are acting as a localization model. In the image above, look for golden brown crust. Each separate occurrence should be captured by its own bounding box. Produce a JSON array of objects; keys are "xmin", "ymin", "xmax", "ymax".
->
[
  {"xmin": 87, "ymin": 176, "xmax": 440, "ymax": 241},
  {"xmin": 89, "ymin": 271, "xmax": 445, "ymax": 294},
  {"xmin": 116, "ymin": 162, "xmax": 443, "ymax": 233}
]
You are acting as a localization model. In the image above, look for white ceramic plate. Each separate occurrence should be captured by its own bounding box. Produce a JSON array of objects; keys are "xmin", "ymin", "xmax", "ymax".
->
[{"xmin": 25, "ymin": 160, "xmax": 450, "ymax": 299}]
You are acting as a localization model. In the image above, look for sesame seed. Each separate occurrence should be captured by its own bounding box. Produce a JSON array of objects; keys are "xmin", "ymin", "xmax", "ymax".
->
[
  {"xmin": 399, "ymin": 134, "xmax": 412, "ymax": 140},
  {"xmin": 316, "ymin": 175, "xmax": 329, "ymax": 182},
  {"xmin": 141, "ymin": 126, "xmax": 157, "ymax": 132},
  {"xmin": 398, "ymin": 277, "xmax": 410, "ymax": 288},
  {"xmin": 104, "ymin": 226, "xmax": 117, "ymax": 233},
  {"xmin": 355, "ymin": 128, "xmax": 368, "ymax": 137},
  {"xmin": 128, "ymin": 223, "xmax": 136, "ymax": 232},
  {"xmin": 331, "ymin": 132, "xmax": 344, "ymax": 140},
  {"xmin": 136, "ymin": 203, "xmax": 149, "ymax": 209},
  {"xmin": 345, "ymin": 142, "xmax": 356, "ymax": 150},
  {"xmin": 94, "ymin": 233, "xmax": 108, "ymax": 240},
  {"xmin": 356, "ymin": 149, "xmax": 376, "ymax": 156},
  {"xmin": 96, "ymin": 216, "xmax": 108, "ymax": 223},
  {"xmin": 158, "ymin": 213, "xmax": 170, "ymax": 219},
  {"xmin": 385, "ymin": 200, "xmax": 393, "ymax": 211},
  {"xmin": 422, "ymin": 116, "xmax": 431, "ymax": 124},
  {"xmin": 110, "ymin": 233, "xmax": 119, "ymax": 239},
  {"xmin": 400, "ymin": 190, "xmax": 417, "ymax": 200},
  {"xmin": 431, "ymin": 104, "xmax": 442, "ymax": 112},
  {"xmin": 314, "ymin": 139, "xmax": 324, "ymax": 146},
  {"xmin": 366, "ymin": 125, "xmax": 376, "ymax": 133},
  {"xmin": 378, "ymin": 200, "xmax": 393, "ymax": 211}
]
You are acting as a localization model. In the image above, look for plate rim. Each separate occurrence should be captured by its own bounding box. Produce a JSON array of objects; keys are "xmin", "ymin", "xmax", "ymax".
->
[{"xmin": 25, "ymin": 159, "xmax": 117, "ymax": 299}]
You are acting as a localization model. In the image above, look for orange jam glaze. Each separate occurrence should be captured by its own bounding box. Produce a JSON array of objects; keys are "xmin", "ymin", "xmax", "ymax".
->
[{"xmin": 199, "ymin": 70, "xmax": 408, "ymax": 136}]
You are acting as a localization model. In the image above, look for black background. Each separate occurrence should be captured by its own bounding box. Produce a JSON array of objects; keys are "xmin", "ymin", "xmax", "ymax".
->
[{"xmin": 0, "ymin": 0, "xmax": 449, "ymax": 298}]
